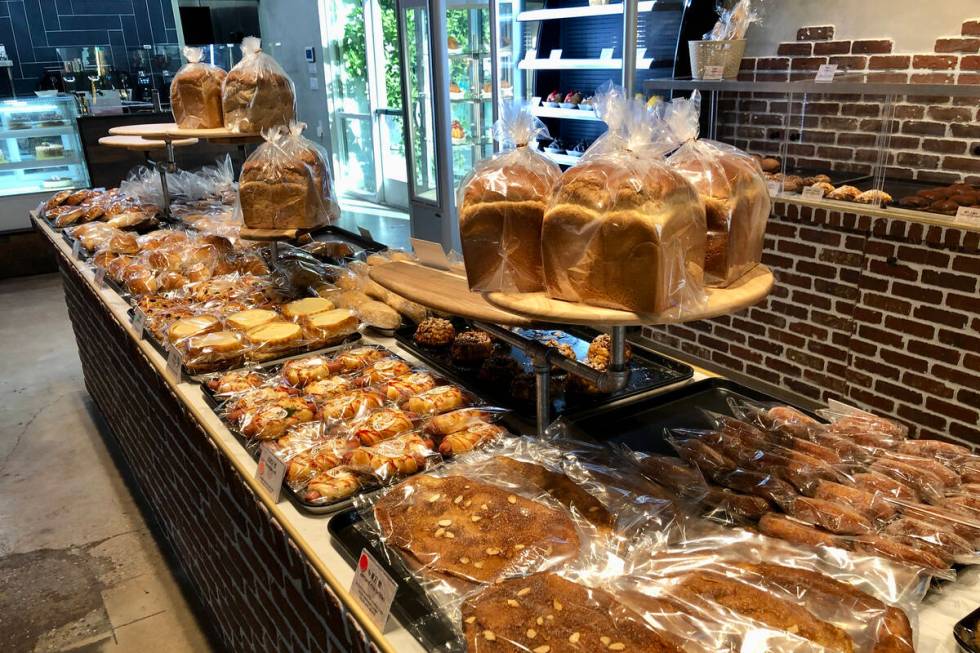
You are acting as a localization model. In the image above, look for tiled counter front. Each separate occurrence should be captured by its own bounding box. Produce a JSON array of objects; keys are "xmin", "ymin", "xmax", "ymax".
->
[
  {"xmin": 52, "ymin": 244, "xmax": 378, "ymax": 653},
  {"xmin": 642, "ymin": 200, "xmax": 980, "ymax": 446}
]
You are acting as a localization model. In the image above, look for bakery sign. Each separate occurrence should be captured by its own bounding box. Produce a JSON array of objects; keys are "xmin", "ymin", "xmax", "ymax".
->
[{"xmin": 350, "ymin": 548, "xmax": 397, "ymax": 629}]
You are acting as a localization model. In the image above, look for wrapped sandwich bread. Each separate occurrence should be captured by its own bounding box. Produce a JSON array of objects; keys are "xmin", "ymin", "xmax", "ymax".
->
[
  {"xmin": 170, "ymin": 46, "xmax": 226, "ymax": 129},
  {"xmin": 458, "ymin": 102, "xmax": 561, "ymax": 292},
  {"xmin": 541, "ymin": 84, "xmax": 707, "ymax": 315},
  {"xmin": 222, "ymin": 37, "xmax": 295, "ymax": 133}
]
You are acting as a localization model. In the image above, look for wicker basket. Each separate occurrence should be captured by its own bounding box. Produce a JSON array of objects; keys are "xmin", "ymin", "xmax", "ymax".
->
[{"xmin": 689, "ymin": 39, "xmax": 747, "ymax": 79}]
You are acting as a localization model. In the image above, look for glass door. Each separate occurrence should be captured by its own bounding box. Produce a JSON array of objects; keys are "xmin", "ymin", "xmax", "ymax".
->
[{"xmin": 374, "ymin": 0, "xmax": 409, "ymax": 208}]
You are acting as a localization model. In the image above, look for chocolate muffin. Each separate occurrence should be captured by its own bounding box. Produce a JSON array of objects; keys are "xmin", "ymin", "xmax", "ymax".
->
[
  {"xmin": 478, "ymin": 347, "xmax": 521, "ymax": 386},
  {"xmin": 510, "ymin": 372, "xmax": 537, "ymax": 403},
  {"xmin": 413, "ymin": 317, "xmax": 455, "ymax": 347},
  {"xmin": 451, "ymin": 330, "xmax": 493, "ymax": 367}
]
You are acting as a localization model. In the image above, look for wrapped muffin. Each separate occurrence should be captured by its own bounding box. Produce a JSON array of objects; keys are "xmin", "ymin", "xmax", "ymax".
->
[
  {"xmin": 458, "ymin": 103, "xmax": 561, "ymax": 292},
  {"xmin": 170, "ymin": 47, "xmax": 227, "ymax": 129},
  {"xmin": 664, "ymin": 91, "xmax": 770, "ymax": 287},
  {"xmin": 222, "ymin": 37, "xmax": 295, "ymax": 133},
  {"xmin": 238, "ymin": 122, "xmax": 339, "ymax": 230},
  {"xmin": 541, "ymin": 84, "xmax": 706, "ymax": 315}
]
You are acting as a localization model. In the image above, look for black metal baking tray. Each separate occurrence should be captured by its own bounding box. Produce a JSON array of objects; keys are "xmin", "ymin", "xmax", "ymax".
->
[
  {"xmin": 563, "ymin": 377, "xmax": 822, "ymax": 453},
  {"xmin": 311, "ymin": 225, "xmax": 387, "ymax": 254},
  {"xmin": 955, "ymin": 605, "xmax": 980, "ymax": 653},
  {"xmin": 394, "ymin": 320, "xmax": 693, "ymax": 422},
  {"xmin": 782, "ymin": 167, "xmax": 872, "ymax": 189},
  {"xmin": 328, "ymin": 508, "xmax": 461, "ymax": 652}
]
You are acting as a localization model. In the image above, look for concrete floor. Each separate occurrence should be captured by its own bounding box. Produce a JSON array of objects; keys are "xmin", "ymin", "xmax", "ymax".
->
[{"xmin": 0, "ymin": 274, "xmax": 213, "ymax": 653}]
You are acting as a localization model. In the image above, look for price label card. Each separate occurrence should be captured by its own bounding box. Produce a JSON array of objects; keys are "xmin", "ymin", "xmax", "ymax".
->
[
  {"xmin": 815, "ymin": 63, "xmax": 838, "ymax": 82},
  {"xmin": 599, "ymin": 47, "xmax": 614, "ymax": 60},
  {"xmin": 955, "ymin": 206, "xmax": 980, "ymax": 223},
  {"xmin": 767, "ymin": 180, "xmax": 781, "ymax": 196},
  {"xmin": 702, "ymin": 65, "xmax": 724, "ymax": 81},
  {"xmin": 350, "ymin": 549, "xmax": 398, "ymax": 630},
  {"xmin": 166, "ymin": 345, "xmax": 182, "ymax": 382},
  {"xmin": 71, "ymin": 239, "xmax": 82, "ymax": 258},
  {"xmin": 523, "ymin": 48, "xmax": 537, "ymax": 62},
  {"xmin": 411, "ymin": 238, "xmax": 451, "ymax": 270},
  {"xmin": 94, "ymin": 267, "xmax": 107, "ymax": 288},
  {"xmin": 131, "ymin": 309, "xmax": 146, "ymax": 340},
  {"xmin": 358, "ymin": 226, "xmax": 375, "ymax": 241},
  {"xmin": 801, "ymin": 185, "xmax": 825, "ymax": 199},
  {"xmin": 550, "ymin": 49, "xmax": 563, "ymax": 61},
  {"xmin": 530, "ymin": 96, "xmax": 541, "ymax": 107},
  {"xmin": 255, "ymin": 444, "xmax": 287, "ymax": 502}
]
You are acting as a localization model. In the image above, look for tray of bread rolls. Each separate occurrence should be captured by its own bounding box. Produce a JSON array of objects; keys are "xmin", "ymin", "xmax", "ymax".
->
[
  {"xmin": 202, "ymin": 345, "xmax": 513, "ymax": 514},
  {"xmin": 394, "ymin": 317, "xmax": 693, "ymax": 422}
]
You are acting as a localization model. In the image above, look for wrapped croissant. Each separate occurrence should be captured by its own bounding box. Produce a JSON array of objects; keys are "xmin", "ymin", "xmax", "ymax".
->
[
  {"xmin": 458, "ymin": 102, "xmax": 561, "ymax": 292},
  {"xmin": 170, "ymin": 46, "xmax": 226, "ymax": 128},
  {"xmin": 541, "ymin": 83, "xmax": 706, "ymax": 315},
  {"xmin": 664, "ymin": 91, "xmax": 770, "ymax": 287},
  {"xmin": 222, "ymin": 37, "xmax": 295, "ymax": 133}
]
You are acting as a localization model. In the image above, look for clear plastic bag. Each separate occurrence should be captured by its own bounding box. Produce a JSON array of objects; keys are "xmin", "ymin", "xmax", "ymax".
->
[
  {"xmin": 221, "ymin": 36, "xmax": 295, "ymax": 133},
  {"xmin": 170, "ymin": 46, "xmax": 226, "ymax": 129},
  {"xmin": 541, "ymin": 83, "xmax": 707, "ymax": 316},
  {"xmin": 457, "ymin": 102, "xmax": 561, "ymax": 293},
  {"xmin": 664, "ymin": 91, "xmax": 770, "ymax": 287},
  {"xmin": 704, "ymin": 0, "xmax": 760, "ymax": 40},
  {"xmin": 238, "ymin": 122, "xmax": 338, "ymax": 231}
]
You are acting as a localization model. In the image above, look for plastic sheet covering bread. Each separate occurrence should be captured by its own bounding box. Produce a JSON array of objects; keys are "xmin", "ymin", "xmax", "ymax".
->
[
  {"xmin": 170, "ymin": 46, "xmax": 226, "ymax": 129},
  {"xmin": 541, "ymin": 83, "xmax": 707, "ymax": 316},
  {"xmin": 221, "ymin": 36, "xmax": 295, "ymax": 133},
  {"xmin": 238, "ymin": 122, "xmax": 339, "ymax": 231},
  {"xmin": 664, "ymin": 91, "xmax": 770, "ymax": 287},
  {"xmin": 457, "ymin": 102, "xmax": 561, "ymax": 293}
]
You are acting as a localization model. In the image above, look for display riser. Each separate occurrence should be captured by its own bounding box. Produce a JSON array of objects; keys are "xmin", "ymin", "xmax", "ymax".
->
[{"xmin": 56, "ymin": 250, "xmax": 377, "ymax": 653}]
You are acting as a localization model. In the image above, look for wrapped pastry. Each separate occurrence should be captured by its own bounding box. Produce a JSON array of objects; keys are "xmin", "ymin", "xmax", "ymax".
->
[
  {"xmin": 458, "ymin": 103, "xmax": 561, "ymax": 292},
  {"xmin": 664, "ymin": 91, "xmax": 770, "ymax": 286},
  {"xmin": 170, "ymin": 46, "xmax": 227, "ymax": 129},
  {"xmin": 541, "ymin": 84, "xmax": 706, "ymax": 315},
  {"xmin": 238, "ymin": 122, "xmax": 338, "ymax": 230},
  {"xmin": 221, "ymin": 37, "xmax": 295, "ymax": 133}
]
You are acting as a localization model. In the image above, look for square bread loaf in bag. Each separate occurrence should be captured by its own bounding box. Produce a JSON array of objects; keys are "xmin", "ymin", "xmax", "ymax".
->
[
  {"xmin": 542, "ymin": 84, "xmax": 707, "ymax": 316},
  {"xmin": 170, "ymin": 46, "xmax": 227, "ymax": 129},
  {"xmin": 457, "ymin": 103, "xmax": 561, "ymax": 292},
  {"xmin": 221, "ymin": 37, "xmax": 295, "ymax": 133},
  {"xmin": 238, "ymin": 122, "xmax": 339, "ymax": 230},
  {"xmin": 664, "ymin": 91, "xmax": 770, "ymax": 287}
]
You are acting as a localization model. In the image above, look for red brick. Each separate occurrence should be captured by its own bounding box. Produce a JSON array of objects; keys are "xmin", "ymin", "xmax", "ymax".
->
[
  {"xmin": 926, "ymin": 397, "xmax": 980, "ymax": 425},
  {"xmin": 777, "ymin": 240, "xmax": 817, "ymax": 258},
  {"xmin": 699, "ymin": 334, "xmax": 730, "ymax": 352},
  {"xmin": 891, "ymin": 281, "xmax": 943, "ymax": 304},
  {"xmin": 732, "ymin": 317, "xmax": 766, "ymax": 337},
  {"xmin": 922, "ymin": 269, "xmax": 977, "ymax": 293},
  {"xmin": 967, "ymin": 353, "xmax": 980, "ymax": 372},
  {"xmin": 903, "ymin": 370, "xmax": 955, "ymax": 398},
  {"xmin": 950, "ymin": 422, "xmax": 980, "ymax": 446},
  {"xmin": 786, "ymin": 378, "xmax": 823, "ymax": 400},
  {"xmin": 808, "ymin": 340, "xmax": 849, "ymax": 361},
  {"xmin": 852, "ymin": 306, "xmax": 882, "ymax": 325},
  {"xmin": 867, "ymin": 72, "xmax": 909, "ymax": 83},
  {"xmin": 932, "ymin": 362, "xmax": 980, "ymax": 388},
  {"xmin": 951, "ymin": 123, "xmax": 980, "ymax": 139},
  {"xmin": 868, "ymin": 259, "xmax": 918, "ymax": 281},
  {"xmin": 792, "ymin": 57, "xmax": 829, "ymax": 71},
  {"xmin": 947, "ymin": 292, "xmax": 980, "ymax": 313},
  {"xmin": 836, "ymin": 132, "xmax": 878, "ymax": 147},
  {"xmin": 893, "ymin": 105, "xmax": 924, "ymax": 119},
  {"xmin": 901, "ymin": 121, "xmax": 947, "ymax": 136},
  {"xmin": 943, "ymin": 157, "xmax": 980, "ymax": 173},
  {"xmin": 875, "ymin": 379, "xmax": 924, "ymax": 406},
  {"xmin": 813, "ymin": 41, "xmax": 850, "ymax": 55},
  {"xmin": 778, "ymin": 42, "xmax": 812, "ymax": 57},
  {"xmin": 711, "ymin": 351, "xmax": 744, "ymax": 372},
  {"xmin": 829, "ymin": 55, "xmax": 868, "ymax": 70},
  {"xmin": 879, "ymin": 347, "xmax": 929, "ymax": 373},
  {"xmin": 797, "ymin": 26, "xmax": 835, "ymax": 41},
  {"xmin": 952, "ymin": 255, "xmax": 980, "ymax": 275},
  {"xmin": 766, "ymin": 355, "xmax": 802, "ymax": 377},
  {"xmin": 771, "ymin": 327, "xmax": 807, "ymax": 348},
  {"xmin": 822, "ymin": 116, "xmax": 860, "ymax": 130},
  {"xmin": 853, "ymin": 355, "xmax": 901, "ymax": 380},
  {"xmin": 913, "ymin": 54, "xmax": 959, "ymax": 70},
  {"xmin": 897, "ymin": 152, "xmax": 940, "ymax": 168},
  {"xmin": 852, "ymin": 40, "xmax": 893, "ymax": 54},
  {"xmin": 863, "ymin": 293, "xmax": 912, "ymax": 315},
  {"xmin": 938, "ymin": 328, "xmax": 980, "ymax": 351},
  {"xmin": 868, "ymin": 55, "xmax": 911, "ymax": 70},
  {"xmin": 796, "ymin": 261, "xmax": 837, "ymax": 279},
  {"xmin": 771, "ymin": 299, "xmax": 810, "ymax": 320},
  {"xmin": 850, "ymin": 388, "xmax": 895, "ymax": 413},
  {"xmin": 857, "ymin": 324, "xmax": 904, "ymax": 348},
  {"xmin": 897, "ymin": 402, "xmax": 947, "ymax": 431},
  {"xmin": 883, "ymin": 314, "xmax": 935, "ymax": 339},
  {"xmin": 755, "ymin": 57, "xmax": 790, "ymax": 71},
  {"xmin": 964, "ymin": 20, "xmax": 980, "ymax": 37},
  {"xmin": 908, "ymin": 339, "xmax": 962, "ymax": 365},
  {"xmin": 751, "ymin": 308, "xmax": 787, "ymax": 329},
  {"xmin": 960, "ymin": 55, "xmax": 980, "ymax": 70},
  {"xmin": 920, "ymin": 138, "xmax": 967, "ymax": 154}
]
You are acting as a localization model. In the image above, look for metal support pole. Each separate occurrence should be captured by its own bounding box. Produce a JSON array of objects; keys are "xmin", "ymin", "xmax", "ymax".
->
[
  {"xmin": 155, "ymin": 160, "xmax": 173, "ymax": 222},
  {"xmin": 533, "ymin": 361, "xmax": 551, "ymax": 437},
  {"xmin": 622, "ymin": 0, "xmax": 639, "ymax": 95}
]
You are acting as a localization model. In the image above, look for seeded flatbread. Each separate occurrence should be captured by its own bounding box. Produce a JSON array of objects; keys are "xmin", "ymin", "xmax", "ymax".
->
[
  {"xmin": 461, "ymin": 573, "xmax": 684, "ymax": 653},
  {"xmin": 374, "ymin": 475, "xmax": 580, "ymax": 584}
]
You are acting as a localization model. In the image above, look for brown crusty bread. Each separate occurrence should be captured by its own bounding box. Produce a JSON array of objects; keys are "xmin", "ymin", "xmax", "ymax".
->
[
  {"xmin": 758, "ymin": 513, "xmax": 843, "ymax": 549},
  {"xmin": 374, "ymin": 475, "xmax": 580, "ymax": 585},
  {"xmin": 541, "ymin": 159, "xmax": 705, "ymax": 314},
  {"xmin": 222, "ymin": 63, "xmax": 294, "ymax": 133},
  {"xmin": 239, "ymin": 144, "xmax": 330, "ymax": 230},
  {"xmin": 171, "ymin": 64, "xmax": 226, "ymax": 128},
  {"xmin": 462, "ymin": 573, "xmax": 684, "ymax": 653},
  {"xmin": 813, "ymin": 480, "xmax": 897, "ymax": 523},
  {"xmin": 785, "ymin": 496, "xmax": 873, "ymax": 535}
]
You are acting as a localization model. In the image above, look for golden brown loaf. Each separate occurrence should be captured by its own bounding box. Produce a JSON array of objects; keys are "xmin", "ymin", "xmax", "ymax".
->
[
  {"xmin": 542, "ymin": 159, "xmax": 706, "ymax": 314},
  {"xmin": 239, "ymin": 144, "xmax": 330, "ymax": 230},
  {"xmin": 459, "ymin": 155, "xmax": 560, "ymax": 292},
  {"xmin": 222, "ymin": 63, "xmax": 294, "ymax": 133},
  {"xmin": 171, "ymin": 64, "xmax": 226, "ymax": 128}
]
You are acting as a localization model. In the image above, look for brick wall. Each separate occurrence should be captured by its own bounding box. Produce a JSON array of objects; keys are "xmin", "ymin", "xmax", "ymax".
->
[
  {"xmin": 640, "ymin": 201, "xmax": 980, "ymax": 447},
  {"xmin": 719, "ymin": 18, "xmax": 980, "ymax": 186},
  {"xmin": 55, "ymin": 248, "xmax": 377, "ymax": 653}
]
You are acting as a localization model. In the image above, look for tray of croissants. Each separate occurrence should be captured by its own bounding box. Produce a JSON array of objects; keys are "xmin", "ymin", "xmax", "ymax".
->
[{"xmin": 202, "ymin": 344, "xmax": 511, "ymax": 514}]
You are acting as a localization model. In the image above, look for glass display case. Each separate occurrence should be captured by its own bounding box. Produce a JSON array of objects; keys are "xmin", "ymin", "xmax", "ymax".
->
[{"xmin": 0, "ymin": 95, "xmax": 89, "ymax": 197}]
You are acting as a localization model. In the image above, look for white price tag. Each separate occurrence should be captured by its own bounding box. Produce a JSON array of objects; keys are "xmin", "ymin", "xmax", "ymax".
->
[
  {"xmin": 411, "ymin": 238, "xmax": 451, "ymax": 270},
  {"xmin": 767, "ymin": 180, "xmax": 781, "ymax": 196},
  {"xmin": 166, "ymin": 344, "xmax": 182, "ymax": 382},
  {"xmin": 801, "ymin": 185, "xmax": 825, "ymax": 199},
  {"xmin": 71, "ymin": 239, "xmax": 82, "ymax": 258},
  {"xmin": 358, "ymin": 226, "xmax": 375, "ymax": 241},
  {"xmin": 815, "ymin": 63, "xmax": 838, "ymax": 82},
  {"xmin": 255, "ymin": 444, "xmax": 287, "ymax": 502},
  {"xmin": 530, "ymin": 96, "xmax": 541, "ymax": 107},
  {"xmin": 523, "ymin": 48, "xmax": 537, "ymax": 62},
  {"xmin": 955, "ymin": 206, "xmax": 980, "ymax": 223},
  {"xmin": 702, "ymin": 65, "xmax": 724, "ymax": 81},
  {"xmin": 549, "ymin": 49, "xmax": 563, "ymax": 61},
  {"xmin": 350, "ymin": 548, "xmax": 398, "ymax": 630},
  {"xmin": 131, "ymin": 309, "xmax": 146, "ymax": 340},
  {"xmin": 94, "ymin": 267, "xmax": 107, "ymax": 288},
  {"xmin": 599, "ymin": 47, "xmax": 614, "ymax": 61}
]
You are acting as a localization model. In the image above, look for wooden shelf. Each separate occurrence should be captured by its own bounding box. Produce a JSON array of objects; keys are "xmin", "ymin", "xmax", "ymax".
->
[{"xmin": 484, "ymin": 265, "xmax": 775, "ymax": 327}]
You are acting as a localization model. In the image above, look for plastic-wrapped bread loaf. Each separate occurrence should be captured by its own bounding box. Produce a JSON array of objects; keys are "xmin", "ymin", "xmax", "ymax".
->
[
  {"xmin": 170, "ymin": 46, "xmax": 226, "ymax": 128},
  {"xmin": 221, "ymin": 37, "xmax": 295, "ymax": 133}
]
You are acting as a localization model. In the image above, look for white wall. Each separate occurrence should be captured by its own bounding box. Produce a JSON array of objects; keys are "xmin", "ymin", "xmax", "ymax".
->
[{"xmin": 745, "ymin": 0, "xmax": 980, "ymax": 56}]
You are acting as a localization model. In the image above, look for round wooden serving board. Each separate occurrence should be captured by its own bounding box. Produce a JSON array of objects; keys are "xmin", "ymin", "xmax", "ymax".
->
[
  {"xmin": 108, "ymin": 122, "xmax": 179, "ymax": 139},
  {"xmin": 484, "ymin": 265, "xmax": 774, "ymax": 326},
  {"xmin": 165, "ymin": 126, "xmax": 264, "ymax": 143},
  {"xmin": 99, "ymin": 135, "xmax": 198, "ymax": 151},
  {"xmin": 368, "ymin": 261, "xmax": 533, "ymax": 326}
]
